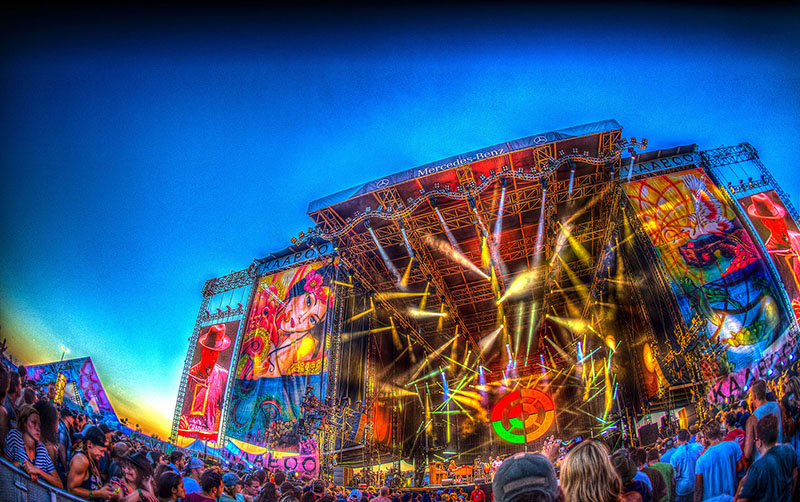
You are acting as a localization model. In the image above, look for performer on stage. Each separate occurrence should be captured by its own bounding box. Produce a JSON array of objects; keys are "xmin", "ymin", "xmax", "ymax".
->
[{"xmin": 447, "ymin": 459, "xmax": 457, "ymax": 477}]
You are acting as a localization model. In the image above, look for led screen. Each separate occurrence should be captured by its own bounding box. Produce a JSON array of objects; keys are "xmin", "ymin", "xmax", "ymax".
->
[
  {"xmin": 738, "ymin": 190, "xmax": 800, "ymax": 314},
  {"xmin": 178, "ymin": 320, "xmax": 240, "ymax": 441}
]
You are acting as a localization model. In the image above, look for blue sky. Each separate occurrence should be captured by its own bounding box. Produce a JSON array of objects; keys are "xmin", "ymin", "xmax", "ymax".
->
[{"xmin": 1, "ymin": 4, "xmax": 799, "ymax": 438}]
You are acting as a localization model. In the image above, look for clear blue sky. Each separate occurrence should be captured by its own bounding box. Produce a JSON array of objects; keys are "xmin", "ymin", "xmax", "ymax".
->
[{"xmin": 2, "ymin": 4, "xmax": 799, "ymax": 438}]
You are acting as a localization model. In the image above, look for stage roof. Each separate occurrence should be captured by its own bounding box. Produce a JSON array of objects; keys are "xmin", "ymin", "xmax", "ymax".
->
[
  {"xmin": 305, "ymin": 120, "xmax": 630, "ymax": 368},
  {"xmin": 307, "ymin": 119, "xmax": 622, "ymax": 214}
]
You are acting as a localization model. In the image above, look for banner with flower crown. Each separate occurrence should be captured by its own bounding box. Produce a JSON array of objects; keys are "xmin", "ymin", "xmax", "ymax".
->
[{"xmin": 226, "ymin": 259, "xmax": 337, "ymax": 451}]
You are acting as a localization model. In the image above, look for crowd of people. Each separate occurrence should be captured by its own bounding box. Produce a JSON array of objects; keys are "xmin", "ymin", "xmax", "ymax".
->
[{"xmin": 2, "ymin": 354, "xmax": 800, "ymax": 502}]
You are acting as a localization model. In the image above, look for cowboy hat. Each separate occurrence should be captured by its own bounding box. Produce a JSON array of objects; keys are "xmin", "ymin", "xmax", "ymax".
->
[
  {"xmin": 747, "ymin": 192, "xmax": 787, "ymax": 220},
  {"xmin": 199, "ymin": 324, "xmax": 231, "ymax": 351}
]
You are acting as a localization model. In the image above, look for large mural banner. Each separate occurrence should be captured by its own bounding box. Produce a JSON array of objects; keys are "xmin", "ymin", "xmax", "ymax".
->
[
  {"xmin": 227, "ymin": 260, "xmax": 337, "ymax": 451},
  {"xmin": 624, "ymin": 168, "xmax": 790, "ymax": 401},
  {"xmin": 178, "ymin": 320, "xmax": 240, "ymax": 441},
  {"xmin": 737, "ymin": 190, "xmax": 800, "ymax": 317}
]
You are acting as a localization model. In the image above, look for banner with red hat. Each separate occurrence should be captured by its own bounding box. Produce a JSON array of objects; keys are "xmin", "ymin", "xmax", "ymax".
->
[
  {"xmin": 738, "ymin": 190, "xmax": 800, "ymax": 316},
  {"xmin": 178, "ymin": 320, "xmax": 240, "ymax": 441}
]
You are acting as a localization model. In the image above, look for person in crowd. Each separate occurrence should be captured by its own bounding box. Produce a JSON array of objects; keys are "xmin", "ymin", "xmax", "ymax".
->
[
  {"xmin": 468, "ymin": 485, "xmax": 485, "ymax": 502},
  {"xmin": 257, "ymin": 481, "xmax": 279, "ymax": 502},
  {"xmin": 240, "ymin": 473, "xmax": 261, "ymax": 502},
  {"xmin": 0, "ymin": 364, "xmax": 10, "ymax": 451},
  {"xmin": 184, "ymin": 468, "xmax": 224, "ymax": 502},
  {"xmin": 108, "ymin": 441, "xmax": 131, "ymax": 480},
  {"xmin": 669, "ymin": 429, "xmax": 702, "ymax": 502},
  {"xmin": 147, "ymin": 450, "xmax": 164, "ymax": 468},
  {"xmin": 646, "ymin": 449, "xmax": 674, "ymax": 502},
  {"xmin": 274, "ymin": 470, "xmax": 287, "ymax": 487},
  {"xmin": 491, "ymin": 451, "xmax": 562, "ymax": 502},
  {"xmin": 632, "ymin": 449, "xmax": 666, "ymax": 502},
  {"xmin": 3, "ymin": 402, "xmax": 64, "ymax": 488},
  {"xmin": 32, "ymin": 400, "xmax": 63, "ymax": 479},
  {"xmin": 156, "ymin": 471, "xmax": 185, "ymax": 502},
  {"xmin": 220, "ymin": 472, "xmax": 244, "ymax": 502},
  {"xmin": 67, "ymin": 425, "xmax": 116, "ymax": 500},
  {"xmin": 744, "ymin": 379, "xmax": 783, "ymax": 464},
  {"xmin": 154, "ymin": 463, "xmax": 173, "ymax": 482},
  {"xmin": 618, "ymin": 449, "xmax": 652, "ymax": 493},
  {"xmin": 281, "ymin": 484, "xmax": 301, "ymax": 502},
  {"xmin": 371, "ymin": 486, "xmax": 392, "ymax": 502},
  {"xmin": 109, "ymin": 451, "xmax": 157, "ymax": 502},
  {"xmin": 560, "ymin": 440, "xmax": 621, "ymax": 502},
  {"xmin": 736, "ymin": 401, "xmax": 750, "ymax": 431},
  {"xmin": 345, "ymin": 489, "xmax": 361, "ymax": 502},
  {"xmin": 693, "ymin": 420, "xmax": 743, "ymax": 502},
  {"xmin": 4, "ymin": 371, "xmax": 21, "ymax": 429},
  {"xmin": 183, "ymin": 457, "xmax": 205, "ymax": 494},
  {"xmin": 58, "ymin": 408, "xmax": 76, "ymax": 474},
  {"xmin": 300, "ymin": 484, "xmax": 316, "ymax": 502},
  {"xmin": 611, "ymin": 451, "xmax": 651, "ymax": 502},
  {"xmin": 781, "ymin": 375, "xmax": 800, "ymax": 476},
  {"xmin": 21, "ymin": 387, "xmax": 36, "ymax": 406},
  {"xmin": 661, "ymin": 439, "xmax": 677, "ymax": 464},
  {"xmin": 167, "ymin": 450, "xmax": 185, "ymax": 475},
  {"xmin": 735, "ymin": 414, "xmax": 797, "ymax": 502},
  {"xmin": 723, "ymin": 412, "xmax": 745, "ymax": 452},
  {"xmin": 97, "ymin": 424, "xmax": 114, "ymax": 479}
]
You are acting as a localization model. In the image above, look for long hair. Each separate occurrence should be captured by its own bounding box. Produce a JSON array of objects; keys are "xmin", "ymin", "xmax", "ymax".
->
[
  {"xmin": 33, "ymin": 400, "xmax": 59, "ymax": 444},
  {"xmin": 156, "ymin": 471, "xmax": 183, "ymax": 499},
  {"xmin": 560, "ymin": 440, "xmax": 622, "ymax": 502},
  {"xmin": 783, "ymin": 375, "xmax": 800, "ymax": 439},
  {"xmin": 257, "ymin": 481, "xmax": 278, "ymax": 502}
]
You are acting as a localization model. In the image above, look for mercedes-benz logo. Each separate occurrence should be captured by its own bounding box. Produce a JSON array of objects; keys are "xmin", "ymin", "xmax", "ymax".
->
[
  {"xmin": 376, "ymin": 179, "xmax": 390, "ymax": 188},
  {"xmin": 533, "ymin": 135, "xmax": 548, "ymax": 144}
]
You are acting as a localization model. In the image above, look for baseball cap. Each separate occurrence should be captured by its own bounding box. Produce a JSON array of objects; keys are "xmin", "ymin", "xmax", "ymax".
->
[
  {"xmin": 348, "ymin": 489, "xmax": 362, "ymax": 501},
  {"xmin": 491, "ymin": 453, "xmax": 558, "ymax": 502},
  {"xmin": 223, "ymin": 472, "xmax": 242, "ymax": 486},
  {"xmin": 83, "ymin": 426, "xmax": 108, "ymax": 448},
  {"xmin": 186, "ymin": 457, "xmax": 204, "ymax": 470}
]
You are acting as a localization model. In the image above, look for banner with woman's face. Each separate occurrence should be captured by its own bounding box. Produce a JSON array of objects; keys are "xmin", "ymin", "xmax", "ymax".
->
[{"xmin": 227, "ymin": 260, "xmax": 337, "ymax": 451}]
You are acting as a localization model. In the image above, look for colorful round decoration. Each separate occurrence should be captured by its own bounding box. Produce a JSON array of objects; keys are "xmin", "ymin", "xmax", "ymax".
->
[{"xmin": 491, "ymin": 388, "xmax": 555, "ymax": 443}]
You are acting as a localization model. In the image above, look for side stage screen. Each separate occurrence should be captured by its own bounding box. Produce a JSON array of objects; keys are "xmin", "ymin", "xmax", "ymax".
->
[
  {"xmin": 178, "ymin": 320, "xmax": 240, "ymax": 441},
  {"xmin": 737, "ymin": 190, "xmax": 800, "ymax": 313}
]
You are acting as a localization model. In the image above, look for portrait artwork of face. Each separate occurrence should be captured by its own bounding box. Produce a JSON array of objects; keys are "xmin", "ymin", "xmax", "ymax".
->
[{"xmin": 251, "ymin": 265, "xmax": 335, "ymax": 378}]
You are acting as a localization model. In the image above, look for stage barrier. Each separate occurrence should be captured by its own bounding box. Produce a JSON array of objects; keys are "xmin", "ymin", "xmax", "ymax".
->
[{"xmin": 0, "ymin": 457, "xmax": 84, "ymax": 502}]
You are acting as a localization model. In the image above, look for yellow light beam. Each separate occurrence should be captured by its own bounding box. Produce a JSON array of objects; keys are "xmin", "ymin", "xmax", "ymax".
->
[
  {"xmin": 420, "ymin": 282, "xmax": 430, "ymax": 311},
  {"xmin": 407, "ymin": 308, "xmax": 447, "ymax": 318}
]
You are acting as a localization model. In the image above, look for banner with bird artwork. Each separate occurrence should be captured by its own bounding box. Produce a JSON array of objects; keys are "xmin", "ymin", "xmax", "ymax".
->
[
  {"xmin": 226, "ymin": 259, "xmax": 337, "ymax": 451},
  {"xmin": 624, "ymin": 168, "xmax": 789, "ymax": 396}
]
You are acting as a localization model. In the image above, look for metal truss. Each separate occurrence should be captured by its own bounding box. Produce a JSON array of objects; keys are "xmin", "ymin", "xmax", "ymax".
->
[
  {"xmin": 372, "ymin": 186, "xmax": 481, "ymax": 356},
  {"xmin": 702, "ymin": 143, "xmax": 799, "ymax": 222},
  {"xmin": 170, "ymin": 296, "xmax": 211, "ymax": 443},
  {"xmin": 201, "ymin": 267, "xmax": 257, "ymax": 298}
]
